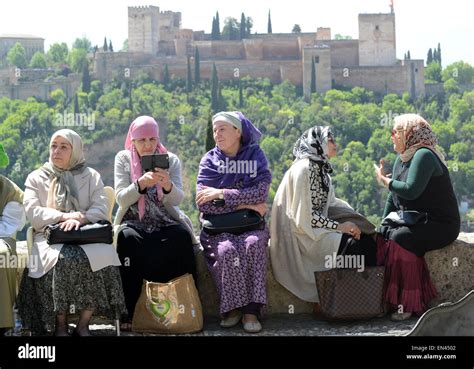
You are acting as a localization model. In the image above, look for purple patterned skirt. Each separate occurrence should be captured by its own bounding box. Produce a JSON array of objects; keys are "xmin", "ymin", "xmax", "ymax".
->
[{"xmin": 200, "ymin": 226, "xmax": 269, "ymax": 315}]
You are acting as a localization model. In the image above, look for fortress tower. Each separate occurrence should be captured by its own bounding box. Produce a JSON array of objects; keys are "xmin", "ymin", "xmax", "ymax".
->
[{"xmin": 358, "ymin": 13, "xmax": 396, "ymax": 66}]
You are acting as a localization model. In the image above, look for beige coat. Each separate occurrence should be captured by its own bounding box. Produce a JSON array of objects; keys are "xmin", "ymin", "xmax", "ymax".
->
[{"xmin": 24, "ymin": 167, "xmax": 121, "ymax": 278}]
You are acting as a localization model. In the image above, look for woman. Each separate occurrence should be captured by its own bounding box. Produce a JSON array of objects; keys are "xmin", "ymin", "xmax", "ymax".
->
[
  {"xmin": 115, "ymin": 116, "xmax": 198, "ymax": 331},
  {"xmin": 0, "ymin": 144, "xmax": 26, "ymax": 336},
  {"xmin": 375, "ymin": 113, "xmax": 460, "ymax": 321},
  {"xmin": 270, "ymin": 126, "xmax": 377, "ymax": 308},
  {"xmin": 18, "ymin": 129, "xmax": 125, "ymax": 336},
  {"xmin": 196, "ymin": 111, "xmax": 271, "ymax": 333}
]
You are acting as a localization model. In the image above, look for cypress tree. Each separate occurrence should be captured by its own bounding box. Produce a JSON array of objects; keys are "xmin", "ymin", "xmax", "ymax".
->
[
  {"xmin": 407, "ymin": 50, "xmax": 411, "ymax": 60},
  {"xmin": 186, "ymin": 56, "xmax": 192, "ymax": 92},
  {"xmin": 239, "ymin": 78, "xmax": 244, "ymax": 108},
  {"xmin": 267, "ymin": 10, "xmax": 272, "ymax": 34},
  {"xmin": 240, "ymin": 13, "xmax": 246, "ymax": 40},
  {"xmin": 194, "ymin": 47, "xmax": 200, "ymax": 84},
  {"xmin": 215, "ymin": 12, "xmax": 221, "ymax": 40},
  {"xmin": 427, "ymin": 48, "xmax": 433, "ymax": 64},
  {"xmin": 433, "ymin": 49, "xmax": 438, "ymax": 63},
  {"xmin": 109, "ymin": 40, "xmax": 113, "ymax": 52},
  {"xmin": 437, "ymin": 43, "xmax": 442, "ymax": 67},
  {"xmin": 205, "ymin": 115, "xmax": 215, "ymax": 152},
  {"xmin": 74, "ymin": 94, "xmax": 80, "ymax": 115},
  {"xmin": 103, "ymin": 37, "xmax": 108, "ymax": 52}
]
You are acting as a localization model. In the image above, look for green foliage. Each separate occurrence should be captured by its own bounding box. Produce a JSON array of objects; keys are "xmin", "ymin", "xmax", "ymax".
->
[
  {"xmin": 425, "ymin": 61, "xmax": 442, "ymax": 83},
  {"xmin": 292, "ymin": 24, "xmax": 301, "ymax": 33},
  {"xmin": 222, "ymin": 17, "xmax": 239, "ymax": 40},
  {"xmin": 29, "ymin": 52, "xmax": 48, "ymax": 69},
  {"xmin": 47, "ymin": 43, "xmax": 69, "ymax": 66},
  {"xmin": 72, "ymin": 37, "xmax": 92, "ymax": 52},
  {"xmin": 68, "ymin": 48, "xmax": 88, "ymax": 73},
  {"xmin": 6, "ymin": 43, "xmax": 27, "ymax": 68},
  {"xmin": 267, "ymin": 10, "xmax": 272, "ymax": 34},
  {"xmin": 442, "ymin": 61, "xmax": 474, "ymax": 84}
]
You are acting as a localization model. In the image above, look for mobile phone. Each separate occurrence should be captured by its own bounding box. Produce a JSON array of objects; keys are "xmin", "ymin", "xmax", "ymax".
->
[{"xmin": 141, "ymin": 153, "xmax": 170, "ymax": 172}]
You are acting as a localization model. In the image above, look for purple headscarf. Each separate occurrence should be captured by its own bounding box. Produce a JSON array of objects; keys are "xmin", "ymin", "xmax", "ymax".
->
[{"xmin": 197, "ymin": 111, "xmax": 272, "ymax": 189}]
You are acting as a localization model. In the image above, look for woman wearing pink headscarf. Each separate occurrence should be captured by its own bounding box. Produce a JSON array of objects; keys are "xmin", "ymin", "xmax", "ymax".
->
[{"xmin": 114, "ymin": 116, "xmax": 198, "ymax": 331}]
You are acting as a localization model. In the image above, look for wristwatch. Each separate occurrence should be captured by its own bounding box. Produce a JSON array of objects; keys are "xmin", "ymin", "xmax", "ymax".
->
[{"xmin": 218, "ymin": 190, "xmax": 224, "ymax": 200}]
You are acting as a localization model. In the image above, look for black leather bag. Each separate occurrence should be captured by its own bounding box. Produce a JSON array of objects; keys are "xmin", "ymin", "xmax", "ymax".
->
[
  {"xmin": 202, "ymin": 209, "xmax": 265, "ymax": 235},
  {"xmin": 381, "ymin": 210, "xmax": 428, "ymax": 227},
  {"xmin": 44, "ymin": 220, "xmax": 113, "ymax": 245}
]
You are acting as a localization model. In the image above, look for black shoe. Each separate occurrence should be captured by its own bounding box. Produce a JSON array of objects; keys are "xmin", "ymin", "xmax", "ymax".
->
[
  {"xmin": 72, "ymin": 328, "xmax": 92, "ymax": 337},
  {"xmin": 0, "ymin": 328, "xmax": 7, "ymax": 336}
]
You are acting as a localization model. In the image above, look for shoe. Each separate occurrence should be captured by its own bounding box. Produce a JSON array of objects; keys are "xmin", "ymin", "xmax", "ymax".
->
[
  {"xmin": 72, "ymin": 328, "xmax": 92, "ymax": 337},
  {"xmin": 242, "ymin": 319, "xmax": 262, "ymax": 333},
  {"xmin": 220, "ymin": 311, "xmax": 242, "ymax": 328},
  {"xmin": 390, "ymin": 312, "xmax": 413, "ymax": 321}
]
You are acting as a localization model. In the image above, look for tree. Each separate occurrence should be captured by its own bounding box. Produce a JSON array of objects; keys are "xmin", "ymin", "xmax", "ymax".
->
[
  {"xmin": 407, "ymin": 50, "xmax": 411, "ymax": 60},
  {"xmin": 162, "ymin": 64, "xmax": 170, "ymax": 88},
  {"xmin": 222, "ymin": 17, "xmax": 239, "ymax": 40},
  {"xmin": 186, "ymin": 56, "xmax": 193, "ymax": 93},
  {"xmin": 437, "ymin": 43, "xmax": 442, "ymax": 67},
  {"xmin": 239, "ymin": 78, "xmax": 244, "ymax": 108},
  {"xmin": 205, "ymin": 115, "xmax": 214, "ymax": 152},
  {"xmin": 240, "ymin": 13, "xmax": 246, "ymax": 39},
  {"xmin": 109, "ymin": 40, "xmax": 114, "ymax": 52},
  {"xmin": 404, "ymin": 53, "xmax": 407, "ymax": 60},
  {"xmin": 6, "ymin": 43, "xmax": 27, "ymax": 68},
  {"xmin": 310, "ymin": 57, "xmax": 316, "ymax": 93},
  {"xmin": 433, "ymin": 48, "xmax": 438, "ymax": 63},
  {"xmin": 82, "ymin": 61, "xmax": 91, "ymax": 93},
  {"xmin": 425, "ymin": 61, "xmax": 442, "ymax": 83},
  {"xmin": 103, "ymin": 37, "xmax": 108, "ymax": 52},
  {"xmin": 122, "ymin": 39, "xmax": 129, "ymax": 52},
  {"xmin": 29, "ymin": 52, "xmax": 47, "ymax": 69},
  {"xmin": 68, "ymin": 48, "xmax": 88, "ymax": 72},
  {"xmin": 427, "ymin": 48, "xmax": 433, "ymax": 64},
  {"xmin": 74, "ymin": 94, "xmax": 80, "ymax": 115},
  {"xmin": 246, "ymin": 17, "xmax": 253, "ymax": 36},
  {"xmin": 47, "ymin": 42, "xmax": 69, "ymax": 65},
  {"xmin": 211, "ymin": 12, "xmax": 221, "ymax": 40},
  {"xmin": 211, "ymin": 63, "xmax": 219, "ymax": 113},
  {"xmin": 267, "ymin": 10, "xmax": 272, "ymax": 34},
  {"xmin": 442, "ymin": 61, "xmax": 474, "ymax": 84},
  {"xmin": 72, "ymin": 37, "xmax": 91, "ymax": 52},
  {"xmin": 292, "ymin": 24, "xmax": 301, "ymax": 33},
  {"xmin": 194, "ymin": 47, "xmax": 200, "ymax": 84}
]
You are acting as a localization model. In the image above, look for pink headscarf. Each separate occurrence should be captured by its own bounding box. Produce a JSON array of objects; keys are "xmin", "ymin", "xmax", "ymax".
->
[{"xmin": 125, "ymin": 116, "xmax": 167, "ymax": 220}]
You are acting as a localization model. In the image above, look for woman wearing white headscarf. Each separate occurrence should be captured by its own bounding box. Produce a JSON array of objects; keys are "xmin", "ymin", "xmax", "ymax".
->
[
  {"xmin": 17, "ymin": 129, "xmax": 126, "ymax": 336},
  {"xmin": 270, "ymin": 126, "xmax": 377, "ymax": 307}
]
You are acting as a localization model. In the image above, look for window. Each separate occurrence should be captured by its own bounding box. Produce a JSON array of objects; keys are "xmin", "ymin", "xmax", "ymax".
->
[
  {"xmin": 315, "ymin": 56, "xmax": 320, "ymax": 63},
  {"xmin": 375, "ymin": 25, "xmax": 379, "ymax": 31}
]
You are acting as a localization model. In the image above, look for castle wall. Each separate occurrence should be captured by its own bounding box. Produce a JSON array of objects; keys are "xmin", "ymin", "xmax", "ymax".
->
[
  {"xmin": 128, "ymin": 6, "xmax": 160, "ymax": 54},
  {"xmin": 262, "ymin": 38, "xmax": 299, "ymax": 60},
  {"xmin": 358, "ymin": 13, "xmax": 396, "ymax": 66},
  {"xmin": 332, "ymin": 61, "xmax": 425, "ymax": 97},
  {"xmin": 324, "ymin": 40, "xmax": 359, "ymax": 67},
  {"xmin": 303, "ymin": 45, "xmax": 332, "ymax": 98}
]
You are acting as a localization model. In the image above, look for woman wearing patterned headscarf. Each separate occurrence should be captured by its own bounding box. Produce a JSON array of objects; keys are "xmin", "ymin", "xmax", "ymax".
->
[
  {"xmin": 196, "ymin": 111, "xmax": 272, "ymax": 333},
  {"xmin": 375, "ymin": 114, "xmax": 460, "ymax": 321},
  {"xmin": 17, "ymin": 129, "xmax": 126, "ymax": 336},
  {"xmin": 114, "ymin": 116, "xmax": 198, "ymax": 331},
  {"xmin": 270, "ymin": 126, "xmax": 378, "ymax": 310}
]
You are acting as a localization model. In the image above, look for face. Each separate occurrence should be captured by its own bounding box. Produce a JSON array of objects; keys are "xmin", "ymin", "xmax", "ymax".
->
[
  {"xmin": 213, "ymin": 121, "xmax": 241, "ymax": 155},
  {"xmin": 391, "ymin": 127, "xmax": 406, "ymax": 154},
  {"xmin": 327, "ymin": 136, "xmax": 337, "ymax": 158},
  {"xmin": 50, "ymin": 136, "xmax": 73, "ymax": 169},
  {"xmin": 133, "ymin": 137, "xmax": 158, "ymax": 156}
]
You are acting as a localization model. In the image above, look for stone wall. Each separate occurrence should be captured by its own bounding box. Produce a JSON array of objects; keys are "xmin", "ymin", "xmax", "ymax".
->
[
  {"xmin": 324, "ymin": 40, "xmax": 359, "ymax": 67},
  {"xmin": 358, "ymin": 13, "xmax": 396, "ymax": 67}
]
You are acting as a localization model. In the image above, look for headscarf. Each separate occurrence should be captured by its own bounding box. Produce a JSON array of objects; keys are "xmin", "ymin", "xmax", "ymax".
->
[
  {"xmin": 197, "ymin": 111, "xmax": 272, "ymax": 188},
  {"xmin": 125, "ymin": 116, "xmax": 167, "ymax": 220},
  {"xmin": 41, "ymin": 129, "xmax": 86, "ymax": 212},
  {"xmin": 394, "ymin": 114, "xmax": 447, "ymax": 166}
]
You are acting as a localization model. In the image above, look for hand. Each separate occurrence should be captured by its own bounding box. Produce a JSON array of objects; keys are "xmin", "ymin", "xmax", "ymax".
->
[
  {"xmin": 59, "ymin": 219, "xmax": 82, "ymax": 232},
  {"xmin": 374, "ymin": 159, "xmax": 391, "ymax": 188},
  {"xmin": 236, "ymin": 203, "xmax": 267, "ymax": 217},
  {"xmin": 196, "ymin": 186, "xmax": 223, "ymax": 206},
  {"xmin": 337, "ymin": 221, "xmax": 361, "ymax": 240},
  {"xmin": 138, "ymin": 168, "xmax": 172, "ymax": 191},
  {"xmin": 60, "ymin": 211, "xmax": 87, "ymax": 223}
]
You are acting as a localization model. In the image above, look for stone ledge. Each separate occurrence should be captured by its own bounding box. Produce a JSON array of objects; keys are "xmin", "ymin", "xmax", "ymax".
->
[{"xmin": 15, "ymin": 233, "xmax": 473, "ymax": 317}]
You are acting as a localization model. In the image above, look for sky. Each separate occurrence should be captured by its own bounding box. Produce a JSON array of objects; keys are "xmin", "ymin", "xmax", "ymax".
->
[{"xmin": 0, "ymin": 0, "xmax": 472, "ymax": 66}]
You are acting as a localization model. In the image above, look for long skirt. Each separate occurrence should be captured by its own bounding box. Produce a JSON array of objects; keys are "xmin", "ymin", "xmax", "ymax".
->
[
  {"xmin": 116, "ymin": 224, "xmax": 197, "ymax": 322},
  {"xmin": 0, "ymin": 238, "xmax": 17, "ymax": 329},
  {"xmin": 200, "ymin": 226, "xmax": 269, "ymax": 316},
  {"xmin": 17, "ymin": 244, "xmax": 126, "ymax": 335},
  {"xmin": 376, "ymin": 234, "xmax": 437, "ymax": 315}
]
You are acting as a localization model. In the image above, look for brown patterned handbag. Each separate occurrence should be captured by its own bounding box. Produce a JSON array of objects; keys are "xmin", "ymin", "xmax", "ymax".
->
[{"xmin": 314, "ymin": 266, "xmax": 385, "ymax": 320}]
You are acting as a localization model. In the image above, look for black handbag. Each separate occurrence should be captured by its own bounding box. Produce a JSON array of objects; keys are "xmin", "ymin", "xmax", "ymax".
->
[
  {"xmin": 381, "ymin": 210, "xmax": 428, "ymax": 227},
  {"xmin": 44, "ymin": 220, "xmax": 113, "ymax": 245},
  {"xmin": 202, "ymin": 209, "xmax": 265, "ymax": 235}
]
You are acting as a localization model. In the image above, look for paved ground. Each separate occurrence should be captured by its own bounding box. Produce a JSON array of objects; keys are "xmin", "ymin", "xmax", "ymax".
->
[{"xmin": 86, "ymin": 313, "xmax": 417, "ymax": 337}]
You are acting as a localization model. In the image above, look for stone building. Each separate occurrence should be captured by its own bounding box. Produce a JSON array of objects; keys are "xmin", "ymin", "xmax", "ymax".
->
[
  {"xmin": 0, "ymin": 34, "xmax": 45, "ymax": 64},
  {"xmin": 94, "ymin": 5, "xmax": 423, "ymax": 99}
]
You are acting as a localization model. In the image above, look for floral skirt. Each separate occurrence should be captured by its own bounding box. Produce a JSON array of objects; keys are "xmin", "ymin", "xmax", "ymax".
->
[{"xmin": 17, "ymin": 244, "xmax": 127, "ymax": 335}]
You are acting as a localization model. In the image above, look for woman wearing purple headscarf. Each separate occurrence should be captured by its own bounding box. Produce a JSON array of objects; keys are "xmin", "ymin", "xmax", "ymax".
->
[{"xmin": 196, "ymin": 111, "xmax": 271, "ymax": 333}]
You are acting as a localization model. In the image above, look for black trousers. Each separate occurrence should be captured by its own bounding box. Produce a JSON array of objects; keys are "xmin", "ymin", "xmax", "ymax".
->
[
  {"xmin": 116, "ymin": 224, "xmax": 197, "ymax": 320},
  {"xmin": 337, "ymin": 233, "xmax": 377, "ymax": 267}
]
